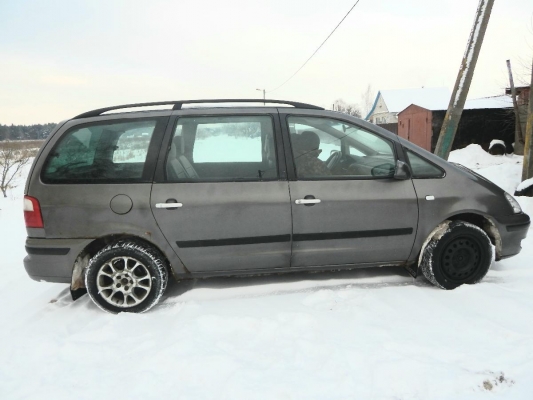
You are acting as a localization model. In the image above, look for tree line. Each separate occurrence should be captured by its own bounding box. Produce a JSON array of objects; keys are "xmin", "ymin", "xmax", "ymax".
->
[{"xmin": 0, "ymin": 123, "xmax": 56, "ymax": 141}]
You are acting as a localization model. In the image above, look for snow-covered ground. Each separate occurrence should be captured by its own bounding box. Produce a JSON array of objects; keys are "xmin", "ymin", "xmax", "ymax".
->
[{"xmin": 1, "ymin": 145, "xmax": 532, "ymax": 399}]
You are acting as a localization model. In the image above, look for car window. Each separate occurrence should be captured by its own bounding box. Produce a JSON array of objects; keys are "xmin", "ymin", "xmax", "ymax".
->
[
  {"xmin": 291, "ymin": 124, "xmax": 341, "ymax": 162},
  {"xmin": 288, "ymin": 116, "xmax": 396, "ymax": 179},
  {"xmin": 166, "ymin": 115, "xmax": 277, "ymax": 181},
  {"xmin": 42, "ymin": 119, "xmax": 160, "ymax": 183},
  {"xmin": 113, "ymin": 128, "xmax": 153, "ymax": 163},
  {"xmin": 405, "ymin": 149, "xmax": 444, "ymax": 178},
  {"xmin": 347, "ymin": 128, "xmax": 392, "ymax": 154}
]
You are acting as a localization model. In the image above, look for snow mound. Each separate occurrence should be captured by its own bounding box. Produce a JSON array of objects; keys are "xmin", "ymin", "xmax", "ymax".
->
[
  {"xmin": 449, "ymin": 144, "xmax": 522, "ymax": 170},
  {"xmin": 516, "ymin": 177, "xmax": 533, "ymax": 192}
]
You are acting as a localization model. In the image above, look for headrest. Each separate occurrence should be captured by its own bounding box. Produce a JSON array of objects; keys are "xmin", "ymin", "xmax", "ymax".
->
[
  {"xmin": 299, "ymin": 131, "xmax": 320, "ymax": 151},
  {"xmin": 170, "ymin": 136, "xmax": 182, "ymax": 157}
]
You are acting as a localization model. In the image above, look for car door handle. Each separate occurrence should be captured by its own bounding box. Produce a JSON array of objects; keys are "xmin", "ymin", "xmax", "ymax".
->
[
  {"xmin": 155, "ymin": 203, "xmax": 183, "ymax": 208},
  {"xmin": 295, "ymin": 199, "xmax": 321, "ymax": 205}
]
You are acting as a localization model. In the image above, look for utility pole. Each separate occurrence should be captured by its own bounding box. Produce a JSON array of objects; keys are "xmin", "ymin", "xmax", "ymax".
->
[
  {"xmin": 434, "ymin": 0, "xmax": 495, "ymax": 160},
  {"xmin": 256, "ymin": 88, "xmax": 266, "ymax": 105},
  {"xmin": 507, "ymin": 59, "xmax": 525, "ymax": 155},
  {"xmin": 522, "ymin": 57, "xmax": 533, "ymax": 181}
]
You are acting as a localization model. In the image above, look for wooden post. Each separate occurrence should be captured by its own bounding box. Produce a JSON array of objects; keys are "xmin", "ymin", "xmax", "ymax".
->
[
  {"xmin": 522, "ymin": 58, "xmax": 533, "ymax": 181},
  {"xmin": 507, "ymin": 59, "xmax": 525, "ymax": 155},
  {"xmin": 434, "ymin": 0, "xmax": 495, "ymax": 160}
]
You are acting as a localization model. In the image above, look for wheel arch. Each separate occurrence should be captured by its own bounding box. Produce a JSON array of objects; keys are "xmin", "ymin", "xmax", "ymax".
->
[
  {"xmin": 416, "ymin": 212, "xmax": 502, "ymax": 271},
  {"xmin": 417, "ymin": 216, "xmax": 495, "ymax": 289},
  {"xmin": 446, "ymin": 212, "xmax": 502, "ymax": 260},
  {"xmin": 70, "ymin": 234, "xmax": 173, "ymax": 292}
]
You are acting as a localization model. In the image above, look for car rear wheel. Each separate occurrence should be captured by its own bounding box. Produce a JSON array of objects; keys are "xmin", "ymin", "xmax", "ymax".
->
[
  {"xmin": 420, "ymin": 221, "xmax": 493, "ymax": 290},
  {"xmin": 85, "ymin": 241, "xmax": 168, "ymax": 313}
]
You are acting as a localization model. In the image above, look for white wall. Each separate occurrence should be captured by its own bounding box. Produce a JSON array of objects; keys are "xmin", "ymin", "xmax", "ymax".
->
[{"xmin": 369, "ymin": 94, "xmax": 398, "ymax": 124}]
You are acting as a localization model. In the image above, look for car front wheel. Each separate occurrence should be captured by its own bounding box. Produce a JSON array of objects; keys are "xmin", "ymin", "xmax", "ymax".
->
[
  {"xmin": 85, "ymin": 241, "xmax": 168, "ymax": 313},
  {"xmin": 420, "ymin": 221, "xmax": 493, "ymax": 290}
]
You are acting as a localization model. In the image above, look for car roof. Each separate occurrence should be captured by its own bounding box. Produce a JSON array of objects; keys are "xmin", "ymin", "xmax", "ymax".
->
[{"xmin": 73, "ymin": 99, "xmax": 324, "ymax": 119}]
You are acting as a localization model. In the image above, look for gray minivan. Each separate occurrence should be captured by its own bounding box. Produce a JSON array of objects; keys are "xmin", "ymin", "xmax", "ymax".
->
[{"xmin": 23, "ymin": 100, "xmax": 530, "ymax": 313}]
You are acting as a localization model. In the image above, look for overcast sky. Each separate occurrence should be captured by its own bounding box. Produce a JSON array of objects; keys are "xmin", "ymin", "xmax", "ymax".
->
[{"xmin": 1, "ymin": 0, "xmax": 532, "ymax": 124}]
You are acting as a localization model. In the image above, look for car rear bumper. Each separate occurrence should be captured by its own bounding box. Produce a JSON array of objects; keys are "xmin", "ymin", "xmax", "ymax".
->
[
  {"xmin": 495, "ymin": 212, "xmax": 531, "ymax": 259},
  {"xmin": 23, "ymin": 237, "xmax": 92, "ymax": 283}
]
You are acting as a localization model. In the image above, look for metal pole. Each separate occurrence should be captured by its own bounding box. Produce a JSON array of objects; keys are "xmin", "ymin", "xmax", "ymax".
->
[
  {"xmin": 522, "ymin": 58, "xmax": 533, "ymax": 181},
  {"xmin": 507, "ymin": 59, "xmax": 525, "ymax": 154},
  {"xmin": 257, "ymin": 88, "xmax": 266, "ymax": 105},
  {"xmin": 434, "ymin": 0, "xmax": 495, "ymax": 160}
]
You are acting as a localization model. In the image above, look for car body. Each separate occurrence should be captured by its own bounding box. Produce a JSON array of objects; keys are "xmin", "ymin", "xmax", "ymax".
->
[{"xmin": 23, "ymin": 100, "xmax": 530, "ymax": 312}]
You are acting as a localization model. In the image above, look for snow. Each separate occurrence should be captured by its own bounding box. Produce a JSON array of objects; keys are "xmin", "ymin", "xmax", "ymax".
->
[
  {"xmin": 516, "ymin": 177, "xmax": 533, "ymax": 192},
  {"xmin": 377, "ymin": 90, "xmax": 511, "ymax": 116},
  {"xmin": 194, "ymin": 136, "xmax": 262, "ymax": 162},
  {"xmin": 489, "ymin": 139, "xmax": 506, "ymax": 149},
  {"xmin": 1, "ymin": 146, "xmax": 533, "ymax": 399},
  {"xmin": 380, "ymin": 87, "xmax": 451, "ymax": 112},
  {"xmin": 465, "ymin": 95, "xmax": 513, "ymax": 110}
]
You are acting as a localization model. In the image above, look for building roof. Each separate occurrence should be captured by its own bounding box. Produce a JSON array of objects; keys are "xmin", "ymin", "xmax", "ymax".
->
[
  {"xmin": 383, "ymin": 87, "xmax": 451, "ymax": 112},
  {"xmin": 366, "ymin": 87, "xmax": 514, "ymax": 120},
  {"xmin": 366, "ymin": 87, "xmax": 451, "ymax": 119},
  {"xmin": 505, "ymin": 85, "xmax": 530, "ymax": 95},
  {"xmin": 463, "ymin": 95, "xmax": 513, "ymax": 110},
  {"xmin": 398, "ymin": 95, "xmax": 513, "ymax": 113}
]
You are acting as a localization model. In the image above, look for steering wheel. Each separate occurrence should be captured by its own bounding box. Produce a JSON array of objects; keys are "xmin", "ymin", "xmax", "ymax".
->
[{"xmin": 325, "ymin": 150, "xmax": 342, "ymax": 171}]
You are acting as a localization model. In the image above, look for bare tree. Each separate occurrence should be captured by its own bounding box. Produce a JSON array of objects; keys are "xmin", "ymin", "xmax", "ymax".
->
[
  {"xmin": 333, "ymin": 99, "xmax": 361, "ymax": 118},
  {"xmin": 360, "ymin": 84, "xmax": 375, "ymax": 118},
  {"xmin": 0, "ymin": 142, "xmax": 31, "ymax": 198}
]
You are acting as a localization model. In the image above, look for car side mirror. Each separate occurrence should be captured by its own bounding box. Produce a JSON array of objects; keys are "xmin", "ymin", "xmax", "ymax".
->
[
  {"xmin": 371, "ymin": 163, "xmax": 395, "ymax": 177},
  {"xmin": 394, "ymin": 160, "xmax": 411, "ymax": 180}
]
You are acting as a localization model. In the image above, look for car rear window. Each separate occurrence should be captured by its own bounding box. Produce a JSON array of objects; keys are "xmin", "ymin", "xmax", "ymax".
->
[{"xmin": 42, "ymin": 119, "xmax": 162, "ymax": 183}]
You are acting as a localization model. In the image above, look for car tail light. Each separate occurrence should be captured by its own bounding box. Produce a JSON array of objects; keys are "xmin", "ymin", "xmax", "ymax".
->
[{"xmin": 24, "ymin": 195, "xmax": 44, "ymax": 228}]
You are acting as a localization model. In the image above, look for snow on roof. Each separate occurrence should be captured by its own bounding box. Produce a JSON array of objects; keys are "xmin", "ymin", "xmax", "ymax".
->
[
  {"xmin": 380, "ymin": 87, "xmax": 451, "ymax": 113},
  {"xmin": 366, "ymin": 88, "xmax": 513, "ymax": 120},
  {"xmin": 463, "ymin": 95, "xmax": 513, "ymax": 110}
]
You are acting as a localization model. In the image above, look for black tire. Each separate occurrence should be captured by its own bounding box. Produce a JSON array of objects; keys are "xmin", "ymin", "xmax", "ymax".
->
[
  {"xmin": 85, "ymin": 241, "xmax": 168, "ymax": 313},
  {"xmin": 420, "ymin": 221, "xmax": 493, "ymax": 290}
]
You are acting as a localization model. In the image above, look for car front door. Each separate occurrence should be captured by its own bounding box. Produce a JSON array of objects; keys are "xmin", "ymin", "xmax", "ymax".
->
[
  {"xmin": 281, "ymin": 112, "xmax": 419, "ymax": 269},
  {"xmin": 151, "ymin": 109, "xmax": 292, "ymax": 273}
]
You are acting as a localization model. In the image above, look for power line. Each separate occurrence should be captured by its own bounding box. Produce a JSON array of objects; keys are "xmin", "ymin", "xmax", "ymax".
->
[{"xmin": 267, "ymin": 0, "xmax": 362, "ymax": 94}]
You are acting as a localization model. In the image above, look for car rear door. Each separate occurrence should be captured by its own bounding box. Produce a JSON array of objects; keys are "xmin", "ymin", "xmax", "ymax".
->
[
  {"xmin": 280, "ymin": 111, "xmax": 419, "ymax": 269},
  {"xmin": 150, "ymin": 108, "xmax": 292, "ymax": 273},
  {"xmin": 34, "ymin": 114, "xmax": 169, "ymax": 243}
]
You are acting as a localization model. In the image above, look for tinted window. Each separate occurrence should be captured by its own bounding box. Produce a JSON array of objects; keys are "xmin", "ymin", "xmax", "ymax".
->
[
  {"xmin": 405, "ymin": 149, "xmax": 444, "ymax": 178},
  {"xmin": 42, "ymin": 119, "xmax": 160, "ymax": 183},
  {"xmin": 288, "ymin": 116, "xmax": 396, "ymax": 179},
  {"xmin": 165, "ymin": 115, "xmax": 277, "ymax": 181}
]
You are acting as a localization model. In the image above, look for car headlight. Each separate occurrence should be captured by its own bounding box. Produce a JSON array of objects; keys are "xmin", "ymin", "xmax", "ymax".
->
[{"xmin": 504, "ymin": 192, "xmax": 522, "ymax": 214}]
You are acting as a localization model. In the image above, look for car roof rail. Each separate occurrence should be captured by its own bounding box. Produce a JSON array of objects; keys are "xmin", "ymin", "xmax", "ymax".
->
[{"xmin": 73, "ymin": 99, "xmax": 324, "ymax": 119}]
